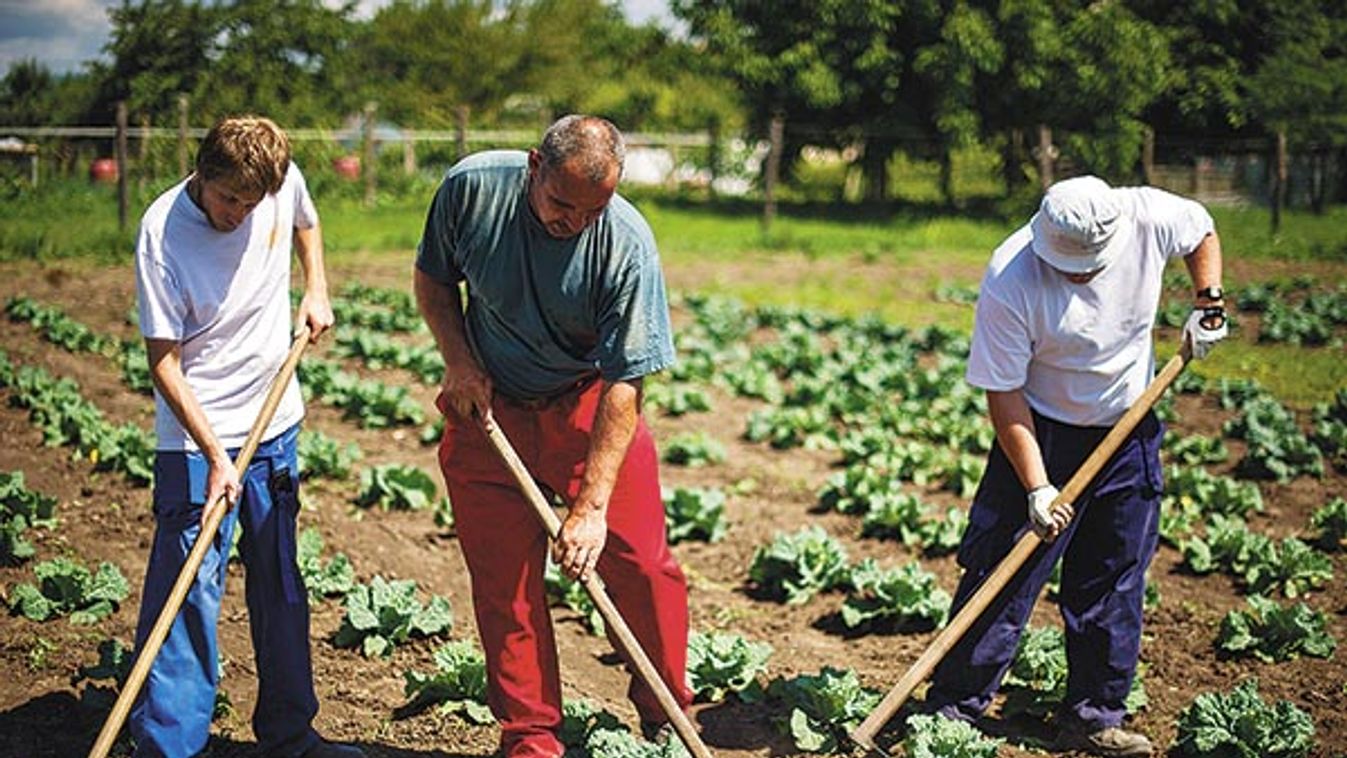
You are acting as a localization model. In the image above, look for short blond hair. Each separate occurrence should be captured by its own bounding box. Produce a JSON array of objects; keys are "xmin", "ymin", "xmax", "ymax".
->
[{"xmin": 196, "ymin": 115, "xmax": 291, "ymax": 195}]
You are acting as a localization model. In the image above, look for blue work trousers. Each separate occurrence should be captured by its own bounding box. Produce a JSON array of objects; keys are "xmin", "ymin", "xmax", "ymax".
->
[
  {"xmin": 927, "ymin": 410, "xmax": 1163, "ymax": 730},
  {"xmin": 129, "ymin": 423, "xmax": 318, "ymax": 758}
]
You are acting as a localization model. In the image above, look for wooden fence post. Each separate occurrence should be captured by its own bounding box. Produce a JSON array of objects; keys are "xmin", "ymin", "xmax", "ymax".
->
[
  {"xmin": 116, "ymin": 101, "xmax": 129, "ymax": 231},
  {"xmin": 363, "ymin": 101, "xmax": 377, "ymax": 207},
  {"xmin": 403, "ymin": 137, "xmax": 417, "ymax": 176},
  {"xmin": 763, "ymin": 112, "xmax": 784, "ymax": 234},
  {"xmin": 138, "ymin": 114, "xmax": 151, "ymax": 191},
  {"xmin": 1272, "ymin": 130, "xmax": 1287, "ymax": 234},
  {"xmin": 1035, "ymin": 124, "xmax": 1055, "ymax": 190},
  {"xmin": 1142, "ymin": 126, "xmax": 1155, "ymax": 186},
  {"xmin": 706, "ymin": 122, "xmax": 721, "ymax": 199},
  {"xmin": 455, "ymin": 105, "xmax": 469, "ymax": 161},
  {"xmin": 177, "ymin": 95, "xmax": 190, "ymax": 177}
]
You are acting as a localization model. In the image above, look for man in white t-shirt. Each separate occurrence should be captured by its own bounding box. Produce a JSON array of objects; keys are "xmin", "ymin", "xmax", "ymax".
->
[
  {"xmin": 131, "ymin": 116, "xmax": 359, "ymax": 758},
  {"xmin": 923, "ymin": 176, "xmax": 1226, "ymax": 758}
]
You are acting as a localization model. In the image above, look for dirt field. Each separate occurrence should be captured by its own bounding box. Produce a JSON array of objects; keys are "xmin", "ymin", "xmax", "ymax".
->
[{"xmin": 0, "ymin": 256, "xmax": 1343, "ymax": 758}]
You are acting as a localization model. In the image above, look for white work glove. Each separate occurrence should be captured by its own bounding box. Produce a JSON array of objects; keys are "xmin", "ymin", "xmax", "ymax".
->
[
  {"xmin": 1027, "ymin": 484, "xmax": 1074, "ymax": 542},
  {"xmin": 1182, "ymin": 306, "xmax": 1228, "ymax": 360}
]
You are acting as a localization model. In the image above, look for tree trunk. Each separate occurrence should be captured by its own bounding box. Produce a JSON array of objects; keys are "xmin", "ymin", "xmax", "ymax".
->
[
  {"xmin": 762, "ymin": 112, "xmax": 784, "ymax": 234},
  {"xmin": 116, "ymin": 101, "xmax": 129, "ymax": 231},
  {"xmin": 861, "ymin": 138, "xmax": 890, "ymax": 203},
  {"xmin": 1003, "ymin": 128, "xmax": 1026, "ymax": 194},
  {"xmin": 706, "ymin": 121, "xmax": 721, "ymax": 199},
  {"xmin": 177, "ymin": 95, "xmax": 190, "ymax": 178},
  {"xmin": 1310, "ymin": 148, "xmax": 1325, "ymax": 215},
  {"xmin": 939, "ymin": 143, "xmax": 955, "ymax": 208},
  {"xmin": 1271, "ymin": 130, "xmax": 1287, "ymax": 234},
  {"xmin": 455, "ymin": 105, "xmax": 469, "ymax": 161},
  {"xmin": 1141, "ymin": 126, "xmax": 1155, "ymax": 186},
  {"xmin": 363, "ymin": 101, "xmax": 378, "ymax": 208},
  {"xmin": 403, "ymin": 138, "xmax": 417, "ymax": 176}
]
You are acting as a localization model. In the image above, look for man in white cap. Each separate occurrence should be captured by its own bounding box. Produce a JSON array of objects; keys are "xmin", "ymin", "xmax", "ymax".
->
[{"xmin": 922, "ymin": 175, "xmax": 1226, "ymax": 757}]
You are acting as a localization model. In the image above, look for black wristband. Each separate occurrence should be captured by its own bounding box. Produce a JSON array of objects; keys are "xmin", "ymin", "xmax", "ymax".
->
[{"xmin": 1196, "ymin": 285, "xmax": 1224, "ymax": 301}]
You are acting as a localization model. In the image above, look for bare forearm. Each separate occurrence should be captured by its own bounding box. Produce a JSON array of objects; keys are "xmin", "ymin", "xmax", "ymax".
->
[
  {"xmin": 293, "ymin": 224, "xmax": 334, "ymax": 340},
  {"xmin": 414, "ymin": 267, "xmax": 474, "ymax": 365},
  {"xmin": 295, "ymin": 224, "xmax": 329, "ymax": 298},
  {"xmin": 1184, "ymin": 231, "xmax": 1223, "ymax": 295},
  {"xmin": 575, "ymin": 379, "xmax": 641, "ymax": 514},
  {"xmin": 146, "ymin": 339, "xmax": 227, "ymax": 463},
  {"xmin": 987, "ymin": 389, "xmax": 1049, "ymax": 491}
]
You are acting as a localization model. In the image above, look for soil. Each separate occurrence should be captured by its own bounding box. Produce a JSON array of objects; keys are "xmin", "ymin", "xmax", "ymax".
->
[{"xmin": 0, "ymin": 257, "xmax": 1344, "ymax": 758}]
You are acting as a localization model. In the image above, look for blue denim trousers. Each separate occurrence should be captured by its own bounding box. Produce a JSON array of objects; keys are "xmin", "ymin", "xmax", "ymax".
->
[
  {"xmin": 926, "ymin": 410, "xmax": 1163, "ymax": 730},
  {"xmin": 130, "ymin": 423, "xmax": 318, "ymax": 758}
]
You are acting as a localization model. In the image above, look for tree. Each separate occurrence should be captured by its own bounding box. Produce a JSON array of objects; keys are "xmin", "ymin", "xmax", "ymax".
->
[
  {"xmin": 673, "ymin": 0, "xmax": 913, "ymax": 200},
  {"xmin": 345, "ymin": 0, "xmax": 533, "ymax": 127},
  {"xmin": 557, "ymin": 17, "xmax": 745, "ymax": 134},
  {"xmin": 1, "ymin": 60, "xmax": 57, "ymax": 126},
  {"xmin": 675, "ymin": 0, "xmax": 1171, "ymax": 203},
  {"xmin": 93, "ymin": 0, "xmax": 219, "ymax": 124},
  {"xmin": 1135, "ymin": 0, "xmax": 1347, "ymax": 209},
  {"xmin": 94, "ymin": 0, "xmax": 355, "ymax": 128},
  {"xmin": 198, "ymin": 0, "xmax": 356, "ymax": 124}
]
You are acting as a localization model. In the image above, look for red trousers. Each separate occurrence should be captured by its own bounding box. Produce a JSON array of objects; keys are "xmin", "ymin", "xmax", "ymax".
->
[{"xmin": 436, "ymin": 382, "xmax": 692, "ymax": 758}]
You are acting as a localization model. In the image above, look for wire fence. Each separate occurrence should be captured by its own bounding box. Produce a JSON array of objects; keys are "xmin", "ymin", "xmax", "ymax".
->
[{"xmin": 3, "ymin": 112, "xmax": 1343, "ymax": 232}]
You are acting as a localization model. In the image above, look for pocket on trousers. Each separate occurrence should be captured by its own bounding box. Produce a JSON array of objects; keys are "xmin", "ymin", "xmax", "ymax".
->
[
  {"xmin": 151, "ymin": 452, "xmax": 209, "ymax": 527},
  {"xmin": 268, "ymin": 464, "xmax": 305, "ymax": 606}
]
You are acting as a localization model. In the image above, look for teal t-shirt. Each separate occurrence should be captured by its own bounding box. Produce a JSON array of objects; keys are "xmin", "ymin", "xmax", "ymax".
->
[{"xmin": 416, "ymin": 150, "xmax": 676, "ymax": 401}]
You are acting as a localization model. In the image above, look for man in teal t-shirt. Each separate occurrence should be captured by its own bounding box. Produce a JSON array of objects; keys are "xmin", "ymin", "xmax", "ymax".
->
[{"xmin": 414, "ymin": 115, "xmax": 693, "ymax": 757}]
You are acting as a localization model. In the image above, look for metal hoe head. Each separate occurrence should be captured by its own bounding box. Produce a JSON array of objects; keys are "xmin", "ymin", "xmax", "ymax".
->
[{"xmin": 848, "ymin": 729, "xmax": 892, "ymax": 758}]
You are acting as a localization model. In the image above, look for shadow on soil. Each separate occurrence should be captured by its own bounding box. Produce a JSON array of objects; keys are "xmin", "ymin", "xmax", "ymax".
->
[
  {"xmin": 695, "ymin": 699, "xmax": 798, "ymax": 755},
  {"xmin": 0, "ymin": 690, "xmax": 487, "ymax": 758}
]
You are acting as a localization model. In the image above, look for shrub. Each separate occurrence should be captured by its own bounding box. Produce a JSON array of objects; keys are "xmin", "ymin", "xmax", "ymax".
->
[
  {"xmin": 296, "ymin": 527, "xmax": 355, "ymax": 602},
  {"xmin": 840, "ymin": 560, "xmax": 949, "ymax": 631},
  {"xmin": 1174, "ymin": 678, "xmax": 1314, "ymax": 758},
  {"xmin": 8, "ymin": 557, "xmax": 129, "ymax": 624},
  {"xmin": 901, "ymin": 714, "xmax": 1001, "ymax": 758},
  {"xmin": 356, "ymin": 464, "xmax": 438, "ymax": 510},
  {"xmin": 748, "ymin": 526, "xmax": 851, "ymax": 605},
  {"xmin": 333, "ymin": 576, "xmax": 452, "ymax": 658},
  {"xmin": 1217, "ymin": 595, "xmax": 1336, "ymax": 663},
  {"xmin": 765, "ymin": 667, "xmax": 880, "ymax": 754},
  {"xmin": 403, "ymin": 639, "xmax": 492, "ymax": 724},
  {"xmin": 0, "ymin": 471, "xmax": 57, "ymax": 565},
  {"xmin": 663, "ymin": 487, "xmax": 728, "ymax": 544},
  {"xmin": 686, "ymin": 630, "xmax": 772, "ymax": 702}
]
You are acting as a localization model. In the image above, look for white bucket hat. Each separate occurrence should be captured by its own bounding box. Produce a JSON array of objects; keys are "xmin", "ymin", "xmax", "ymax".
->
[{"xmin": 1029, "ymin": 175, "xmax": 1130, "ymax": 274}]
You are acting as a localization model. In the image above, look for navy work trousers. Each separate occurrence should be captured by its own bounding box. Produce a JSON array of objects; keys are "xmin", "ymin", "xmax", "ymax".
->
[
  {"xmin": 926, "ymin": 409, "xmax": 1163, "ymax": 730},
  {"xmin": 129, "ymin": 423, "xmax": 319, "ymax": 758}
]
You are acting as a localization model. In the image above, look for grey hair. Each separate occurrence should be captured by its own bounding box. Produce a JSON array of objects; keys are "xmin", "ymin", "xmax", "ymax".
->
[{"xmin": 537, "ymin": 115, "xmax": 625, "ymax": 183}]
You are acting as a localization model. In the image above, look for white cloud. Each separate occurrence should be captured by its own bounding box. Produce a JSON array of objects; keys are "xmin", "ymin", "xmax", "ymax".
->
[
  {"xmin": 0, "ymin": 0, "xmax": 114, "ymax": 74},
  {"xmin": 0, "ymin": 0, "xmax": 676, "ymax": 77}
]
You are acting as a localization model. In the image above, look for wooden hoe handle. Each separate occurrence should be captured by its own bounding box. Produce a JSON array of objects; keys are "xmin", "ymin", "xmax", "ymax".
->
[
  {"xmin": 849, "ymin": 347, "xmax": 1191, "ymax": 751},
  {"xmin": 480, "ymin": 415, "xmax": 714, "ymax": 758},
  {"xmin": 89, "ymin": 328, "xmax": 311, "ymax": 758}
]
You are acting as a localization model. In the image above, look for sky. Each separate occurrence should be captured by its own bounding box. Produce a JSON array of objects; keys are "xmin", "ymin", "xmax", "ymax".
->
[{"xmin": 0, "ymin": 0, "xmax": 678, "ymax": 76}]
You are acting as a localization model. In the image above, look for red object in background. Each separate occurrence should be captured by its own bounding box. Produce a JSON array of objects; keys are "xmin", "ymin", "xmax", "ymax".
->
[
  {"xmin": 90, "ymin": 158, "xmax": 119, "ymax": 184},
  {"xmin": 332, "ymin": 155, "xmax": 361, "ymax": 180}
]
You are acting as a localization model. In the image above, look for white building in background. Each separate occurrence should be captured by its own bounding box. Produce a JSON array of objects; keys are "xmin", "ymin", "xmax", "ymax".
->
[{"xmin": 622, "ymin": 139, "xmax": 767, "ymax": 196}]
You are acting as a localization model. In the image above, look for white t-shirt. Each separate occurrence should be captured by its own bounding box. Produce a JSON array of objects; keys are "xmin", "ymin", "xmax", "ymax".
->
[
  {"xmin": 135, "ymin": 163, "xmax": 317, "ymax": 451},
  {"xmin": 966, "ymin": 186, "xmax": 1213, "ymax": 427}
]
